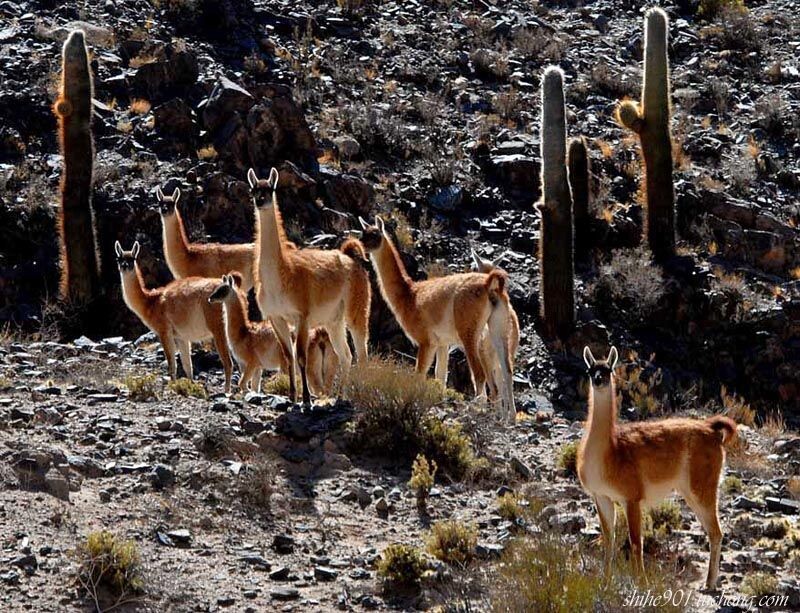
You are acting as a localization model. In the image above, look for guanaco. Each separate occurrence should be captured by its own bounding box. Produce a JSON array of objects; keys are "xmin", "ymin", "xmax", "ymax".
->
[
  {"xmin": 469, "ymin": 247, "xmax": 521, "ymax": 404},
  {"xmin": 578, "ymin": 346, "xmax": 737, "ymax": 589},
  {"xmin": 157, "ymin": 186, "xmax": 256, "ymax": 291},
  {"xmin": 114, "ymin": 241, "xmax": 233, "ymax": 392},
  {"xmin": 359, "ymin": 216, "xmax": 516, "ymax": 421},
  {"xmin": 248, "ymin": 167, "xmax": 371, "ymax": 406},
  {"xmin": 306, "ymin": 327, "xmax": 339, "ymax": 397}
]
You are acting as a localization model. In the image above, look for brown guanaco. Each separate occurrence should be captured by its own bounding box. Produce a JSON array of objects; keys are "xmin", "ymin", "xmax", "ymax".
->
[
  {"xmin": 114, "ymin": 241, "xmax": 233, "ymax": 391},
  {"xmin": 578, "ymin": 346, "xmax": 737, "ymax": 589},
  {"xmin": 248, "ymin": 168, "xmax": 371, "ymax": 406}
]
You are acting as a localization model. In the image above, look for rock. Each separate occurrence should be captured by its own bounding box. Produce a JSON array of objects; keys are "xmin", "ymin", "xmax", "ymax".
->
[
  {"xmin": 67, "ymin": 456, "xmax": 106, "ymax": 479},
  {"xmin": 131, "ymin": 48, "xmax": 199, "ymax": 102},
  {"xmin": 487, "ymin": 154, "xmax": 539, "ymax": 207},
  {"xmin": 0, "ymin": 570, "xmax": 19, "ymax": 585},
  {"xmin": 166, "ymin": 529, "xmax": 192, "ymax": 545},
  {"xmin": 320, "ymin": 170, "xmax": 373, "ymax": 217},
  {"xmin": 272, "ymin": 534, "xmax": 295, "ymax": 554},
  {"xmin": 217, "ymin": 596, "xmax": 236, "ymax": 607},
  {"xmin": 314, "ymin": 566, "xmax": 338, "ymax": 581},
  {"xmin": 41, "ymin": 469, "xmax": 70, "ymax": 501},
  {"xmin": 11, "ymin": 554, "xmax": 37, "ymax": 569},
  {"xmin": 548, "ymin": 513, "xmax": 586, "ymax": 535},
  {"xmin": 375, "ymin": 497, "xmax": 390, "ymax": 514},
  {"xmin": 150, "ymin": 464, "xmax": 176, "ymax": 489},
  {"xmin": 269, "ymin": 566, "xmax": 290, "ymax": 581},
  {"xmin": 764, "ymin": 497, "xmax": 800, "ymax": 514},
  {"xmin": 732, "ymin": 496, "xmax": 762, "ymax": 510},
  {"xmin": 510, "ymin": 456, "xmax": 532, "ymax": 479},
  {"xmin": 428, "ymin": 185, "xmax": 463, "ymax": 213},
  {"xmin": 335, "ymin": 136, "xmax": 360, "ymax": 160},
  {"xmin": 202, "ymin": 76, "xmax": 255, "ymax": 133},
  {"xmin": 240, "ymin": 554, "xmax": 271, "ymax": 570},
  {"xmin": 154, "ymin": 99, "xmax": 198, "ymax": 140},
  {"xmin": 270, "ymin": 588, "xmax": 299, "ymax": 601},
  {"xmin": 476, "ymin": 542, "xmax": 505, "ymax": 559}
]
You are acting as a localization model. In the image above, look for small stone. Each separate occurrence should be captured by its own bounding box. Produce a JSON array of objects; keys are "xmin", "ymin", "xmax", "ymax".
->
[
  {"xmin": 314, "ymin": 566, "xmax": 338, "ymax": 581},
  {"xmin": 0, "ymin": 570, "xmax": 20, "ymax": 585},
  {"xmin": 510, "ymin": 456, "xmax": 532, "ymax": 479},
  {"xmin": 269, "ymin": 566, "xmax": 290, "ymax": 581},
  {"xmin": 476, "ymin": 542, "xmax": 504, "ymax": 559},
  {"xmin": 496, "ymin": 485, "xmax": 514, "ymax": 497},
  {"xmin": 375, "ymin": 497, "xmax": 389, "ymax": 514},
  {"xmin": 372, "ymin": 486, "xmax": 385, "ymax": 499},
  {"xmin": 217, "ymin": 596, "xmax": 236, "ymax": 607},
  {"xmin": 270, "ymin": 588, "xmax": 299, "ymax": 601},
  {"xmin": 240, "ymin": 554, "xmax": 271, "ymax": 570},
  {"xmin": 150, "ymin": 464, "xmax": 175, "ymax": 490},
  {"xmin": 765, "ymin": 497, "xmax": 800, "ymax": 514},
  {"xmin": 732, "ymin": 496, "xmax": 762, "ymax": 510},
  {"xmin": 167, "ymin": 529, "xmax": 192, "ymax": 545},
  {"xmin": 272, "ymin": 534, "xmax": 295, "ymax": 554},
  {"xmin": 44, "ymin": 469, "xmax": 70, "ymax": 501}
]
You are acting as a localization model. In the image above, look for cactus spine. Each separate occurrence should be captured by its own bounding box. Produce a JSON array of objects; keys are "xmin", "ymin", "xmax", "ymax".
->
[
  {"xmin": 568, "ymin": 137, "xmax": 590, "ymax": 268},
  {"xmin": 537, "ymin": 66, "xmax": 575, "ymax": 338},
  {"xmin": 616, "ymin": 7, "xmax": 675, "ymax": 261},
  {"xmin": 54, "ymin": 30, "xmax": 100, "ymax": 303}
]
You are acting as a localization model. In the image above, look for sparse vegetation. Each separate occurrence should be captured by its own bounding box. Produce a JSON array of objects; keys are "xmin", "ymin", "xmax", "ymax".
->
[
  {"xmin": 408, "ymin": 454, "xmax": 436, "ymax": 513},
  {"xmin": 239, "ymin": 457, "xmax": 274, "ymax": 513},
  {"xmin": 74, "ymin": 530, "xmax": 144, "ymax": 610},
  {"xmin": 124, "ymin": 373, "xmax": 159, "ymax": 401},
  {"xmin": 168, "ymin": 377, "xmax": 207, "ymax": 399},
  {"xmin": 426, "ymin": 520, "xmax": 477, "ymax": 567},
  {"xmin": 497, "ymin": 492, "xmax": 523, "ymax": 522},
  {"xmin": 740, "ymin": 571, "xmax": 779, "ymax": 599},
  {"xmin": 762, "ymin": 519, "xmax": 790, "ymax": 540},
  {"xmin": 557, "ymin": 442, "xmax": 578, "ymax": 477},
  {"xmin": 721, "ymin": 386, "xmax": 756, "ymax": 427},
  {"xmin": 262, "ymin": 373, "xmax": 291, "ymax": 396},
  {"xmin": 377, "ymin": 543, "xmax": 427, "ymax": 587},
  {"xmin": 698, "ymin": 0, "xmax": 745, "ymax": 19},
  {"xmin": 722, "ymin": 474, "xmax": 744, "ymax": 495},
  {"xmin": 648, "ymin": 501, "xmax": 682, "ymax": 534}
]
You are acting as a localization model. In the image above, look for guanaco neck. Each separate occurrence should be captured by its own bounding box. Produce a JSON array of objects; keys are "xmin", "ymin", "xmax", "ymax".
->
[
  {"xmin": 162, "ymin": 210, "xmax": 192, "ymax": 276},
  {"xmin": 120, "ymin": 265, "xmax": 160, "ymax": 325},
  {"xmin": 256, "ymin": 193, "xmax": 289, "ymax": 277},
  {"xmin": 585, "ymin": 381, "xmax": 617, "ymax": 450},
  {"xmin": 371, "ymin": 236, "xmax": 415, "ymax": 316},
  {"xmin": 222, "ymin": 292, "xmax": 250, "ymax": 344}
]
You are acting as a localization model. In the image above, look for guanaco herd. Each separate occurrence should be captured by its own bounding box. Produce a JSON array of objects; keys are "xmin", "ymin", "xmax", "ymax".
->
[{"xmin": 114, "ymin": 167, "xmax": 737, "ymax": 590}]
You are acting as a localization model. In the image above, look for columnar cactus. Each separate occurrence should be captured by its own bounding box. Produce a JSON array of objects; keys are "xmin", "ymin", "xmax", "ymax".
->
[
  {"xmin": 568, "ymin": 137, "xmax": 590, "ymax": 268},
  {"xmin": 616, "ymin": 7, "xmax": 675, "ymax": 261},
  {"xmin": 537, "ymin": 66, "xmax": 575, "ymax": 338},
  {"xmin": 54, "ymin": 30, "xmax": 100, "ymax": 303}
]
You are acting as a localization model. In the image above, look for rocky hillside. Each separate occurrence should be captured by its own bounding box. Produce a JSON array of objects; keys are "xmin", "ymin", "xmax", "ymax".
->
[{"xmin": 0, "ymin": 0, "xmax": 799, "ymax": 610}]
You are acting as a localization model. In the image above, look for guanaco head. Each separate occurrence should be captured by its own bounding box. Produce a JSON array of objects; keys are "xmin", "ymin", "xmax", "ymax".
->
[
  {"xmin": 114, "ymin": 241, "xmax": 140, "ymax": 274},
  {"xmin": 358, "ymin": 215, "xmax": 386, "ymax": 253},
  {"xmin": 156, "ymin": 186, "xmax": 181, "ymax": 217},
  {"xmin": 208, "ymin": 273, "xmax": 243, "ymax": 303},
  {"xmin": 583, "ymin": 346, "xmax": 619, "ymax": 389},
  {"xmin": 469, "ymin": 245, "xmax": 508, "ymax": 273},
  {"xmin": 247, "ymin": 167, "xmax": 279, "ymax": 209}
]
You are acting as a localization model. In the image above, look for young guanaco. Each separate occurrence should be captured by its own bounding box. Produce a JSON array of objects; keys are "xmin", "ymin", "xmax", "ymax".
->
[
  {"xmin": 157, "ymin": 186, "xmax": 255, "ymax": 290},
  {"xmin": 114, "ymin": 241, "xmax": 233, "ymax": 392},
  {"xmin": 359, "ymin": 216, "xmax": 516, "ymax": 421},
  {"xmin": 469, "ymin": 247, "xmax": 521, "ymax": 404},
  {"xmin": 578, "ymin": 346, "xmax": 737, "ymax": 589},
  {"xmin": 248, "ymin": 168, "xmax": 371, "ymax": 406}
]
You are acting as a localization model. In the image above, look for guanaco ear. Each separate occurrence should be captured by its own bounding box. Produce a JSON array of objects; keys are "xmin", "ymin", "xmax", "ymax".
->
[
  {"xmin": 247, "ymin": 168, "xmax": 259, "ymax": 191},
  {"xmin": 156, "ymin": 187, "xmax": 164, "ymax": 202},
  {"xmin": 172, "ymin": 187, "xmax": 181, "ymax": 204},
  {"xmin": 358, "ymin": 216, "xmax": 369, "ymax": 230},
  {"xmin": 583, "ymin": 346, "xmax": 596, "ymax": 369},
  {"xmin": 607, "ymin": 346, "xmax": 619, "ymax": 370},
  {"xmin": 114, "ymin": 241, "xmax": 123, "ymax": 257},
  {"xmin": 229, "ymin": 271, "xmax": 243, "ymax": 288},
  {"xmin": 375, "ymin": 215, "xmax": 386, "ymax": 235},
  {"xmin": 493, "ymin": 250, "xmax": 509, "ymax": 267},
  {"xmin": 268, "ymin": 167, "xmax": 279, "ymax": 190},
  {"xmin": 131, "ymin": 241, "xmax": 141, "ymax": 259}
]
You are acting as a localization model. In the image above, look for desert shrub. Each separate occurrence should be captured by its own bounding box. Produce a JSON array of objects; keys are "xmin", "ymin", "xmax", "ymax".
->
[
  {"xmin": 124, "ymin": 373, "xmax": 159, "ymax": 402},
  {"xmin": 722, "ymin": 475, "xmax": 744, "ymax": 495},
  {"xmin": 787, "ymin": 476, "xmax": 800, "ymax": 500},
  {"xmin": 759, "ymin": 410, "xmax": 785, "ymax": 437},
  {"xmin": 648, "ymin": 501, "xmax": 682, "ymax": 534},
  {"xmin": 615, "ymin": 355, "xmax": 664, "ymax": 418},
  {"xmin": 377, "ymin": 543, "xmax": 426, "ymax": 586},
  {"xmin": 0, "ymin": 375, "xmax": 11, "ymax": 390},
  {"xmin": 426, "ymin": 520, "xmax": 477, "ymax": 567},
  {"xmin": 408, "ymin": 454, "xmax": 437, "ymax": 512},
  {"xmin": 721, "ymin": 386, "xmax": 756, "ymax": 427},
  {"xmin": 557, "ymin": 442, "xmax": 578, "ymax": 477},
  {"xmin": 345, "ymin": 359, "xmax": 480, "ymax": 479},
  {"xmin": 497, "ymin": 492, "xmax": 523, "ymax": 522},
  {"xmin": 239, "ymin": 457, "xmax": 274, "ymax": 512},
  {"xmin": 698, "ymin": 0, "xmax": 745, "ymax": 18},
  {"xmin": 168, "ymin": 378, "xmax": 207, "ymax": 399},
  {"xmin": 262, "ymin": 373, "xmax": 291, "ymax": 396},
  {"xmin": 788, "ymin": 550, "xmax": 800, "ymax": 572},
  {"xmin": 590, "ymin": 247, "xmax": 667, "ymax": 327},
  {"xmin": 195, "ymin": 425, "xmax": 233, "ymax": 459},
  {"xmin": 75, "ymin": 530, "xmax": 144, "ymax": 608},
  {"xmin": 762, "ymin": 519, "xmax": 789, "ymax": 540},
  {"xmin": 740, "ymin": 572, "xmax": 779, "ymax": 598},
  {"xmin": 755, "ymin": 94, "xmax": 787, "ymax": 136}
]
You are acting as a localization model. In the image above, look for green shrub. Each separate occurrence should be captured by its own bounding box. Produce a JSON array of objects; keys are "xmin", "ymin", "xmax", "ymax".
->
[
  {"xmin": 740, "ymin": 572, "xmax": 778, "ymax": 598},
  {"xmin": 722, "ymin": 475, "xmax": 743, "ymax": 495},
  {"xmin": 124, "ymin": 373, "xmax": 159, "ymax": 401},
  {"xmin": 168, "ymin": 377, "xmax": 207, "ymax": 399},
  {"xmin": 557, "ymin": 442, "xmax": 578, "ymax": 477},
  {"xmin": 426, "ymin": 520, "xmax": 477, "ymax": 567},
  {"xmin": 75, "ymin": 530, "xmax": 144, "ymax": 604},
  {"xmin": 408, "ymin": 454, "xmax": 436, "ymax": 512},
  {"xmin": 377, "ymin": 543, "xmax": 426, "ymax": 586},
  {"xmin": 648, "ymin": 501, "xmax": 682, "ymax": 534}
]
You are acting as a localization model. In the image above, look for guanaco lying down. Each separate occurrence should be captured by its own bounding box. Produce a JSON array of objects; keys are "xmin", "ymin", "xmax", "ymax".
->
[
  {"xmin": 578, "ymin": 346, "xmax": 737, "ymax": 589},
  {"xmin": 359, "ymin": 216, "xmax": 516, "ymax": 421},
  {"xmin": 469, "ymin": 247, "xmax": 521, "ymax": 404},
  {"xmin": 208, "ymin": 274, "xmax": 339, "ymax": 396},
  {"xmin": 114, "ymin": 241, "xmax": 233, "ymax": 392},
  {"xmin": 249, "ymin": 167, "xmax": 371, "ymax": 406},
  {"xmin": 157, "ymin": 187, "xmax": 256, "ymax": 291}
]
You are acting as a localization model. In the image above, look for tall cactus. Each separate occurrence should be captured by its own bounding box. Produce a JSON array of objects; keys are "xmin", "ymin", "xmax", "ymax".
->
[
  {"xmin": 616, "ymin": 7, "xmax": 675, "ymax": 261},
  {"xmin": 537, "ymin": 66, "xmax": 575, "ymax": 338},
  {"xmin": 568, "ymin": 137, "xmax": 590, "ymax": 268},
  {"xmin": 54, "ymin": 30, "xmax": 100, "ymax": 303}
]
